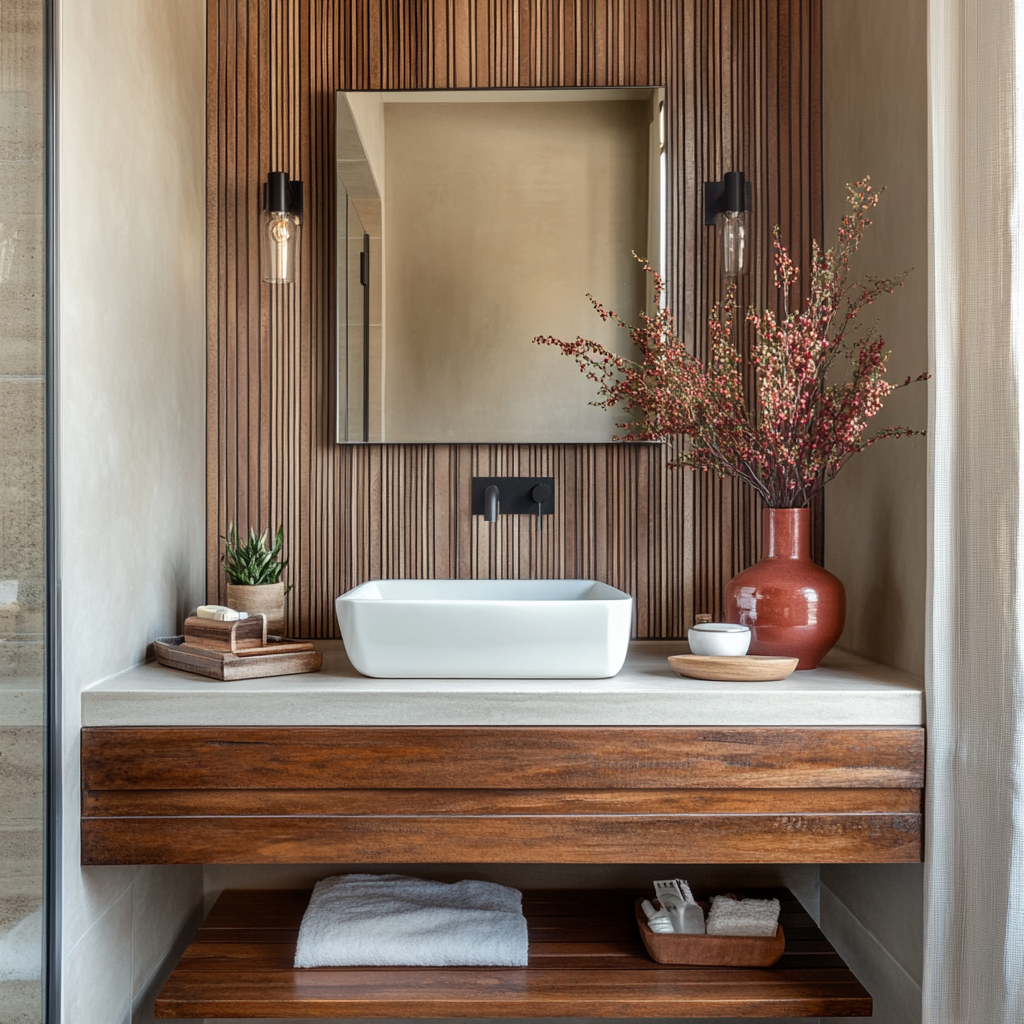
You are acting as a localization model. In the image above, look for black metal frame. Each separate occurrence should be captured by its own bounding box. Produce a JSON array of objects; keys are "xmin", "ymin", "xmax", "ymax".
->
[
  {"xmin": 44, "ymin": 0, "xmax": 61, "ymax": 1019},
  {"xmin": 360, "ymin": 233, "xmax": 370, "ymax": 442}
]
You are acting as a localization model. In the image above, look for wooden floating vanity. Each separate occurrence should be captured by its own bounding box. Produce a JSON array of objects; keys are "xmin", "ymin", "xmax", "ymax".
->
[
  {"xmin": 81, "ymin": 642, "xmax": 924, "ymax": 866},
  {"xmin": 81, "ymin": 641, "xmax": 922, "ymax": 1018}
]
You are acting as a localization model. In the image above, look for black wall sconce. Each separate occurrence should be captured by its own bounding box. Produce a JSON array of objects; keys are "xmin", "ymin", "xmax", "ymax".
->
[
  {"xmin": 704, "ymin": 171, "xmax": 752, "ymax": 279},
  {"xmin": 261, "ymin": 170, "xmax": 304, "ymax": 285}
]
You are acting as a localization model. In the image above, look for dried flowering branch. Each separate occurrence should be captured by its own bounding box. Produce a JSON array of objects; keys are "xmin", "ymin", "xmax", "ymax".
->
[{"xmin": 533, "ymin": 178, "xmax": 928, "ymax": 508}]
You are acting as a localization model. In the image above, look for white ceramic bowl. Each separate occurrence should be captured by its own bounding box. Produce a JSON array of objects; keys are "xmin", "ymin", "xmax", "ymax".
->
[{"xmin": 687, "ymin": 622, "xmax": 751, "ymax": 657}]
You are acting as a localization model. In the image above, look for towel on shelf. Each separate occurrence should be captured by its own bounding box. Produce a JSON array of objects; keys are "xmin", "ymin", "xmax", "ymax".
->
[
  {"xmin": 705, "ymin": 895, "xmax": 780, "ymax": 937},
  {"xmin": 293, "ymin": 873, "xmax": 529, "ymax": 968}
]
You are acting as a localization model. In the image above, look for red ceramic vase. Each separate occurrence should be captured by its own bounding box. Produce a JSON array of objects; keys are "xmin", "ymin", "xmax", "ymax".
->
[{"xmin": 724, "ymin": 507, "xmax": 845, "ymax": 670}]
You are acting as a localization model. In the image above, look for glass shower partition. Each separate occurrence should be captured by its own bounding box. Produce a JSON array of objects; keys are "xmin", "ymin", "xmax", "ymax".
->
[{"xmin": 0, "ymin": 0, "xmax": 50, "ymax": 1021}]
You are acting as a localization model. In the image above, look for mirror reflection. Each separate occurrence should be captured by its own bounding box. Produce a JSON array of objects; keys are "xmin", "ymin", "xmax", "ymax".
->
[{"xmin": 336, "ymin": 87, "xmax": 665, "ymax": 443}]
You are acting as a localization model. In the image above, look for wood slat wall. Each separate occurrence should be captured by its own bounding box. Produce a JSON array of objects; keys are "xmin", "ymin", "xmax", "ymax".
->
[{"xmin": 206, "ymin": 0, "xmax": 823, "ymax": 637}]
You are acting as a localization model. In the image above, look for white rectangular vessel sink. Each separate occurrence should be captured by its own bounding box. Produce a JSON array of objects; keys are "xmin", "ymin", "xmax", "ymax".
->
[{"xmin": 336, "ymin": 579, "xmax": 632, "ymax": 678}]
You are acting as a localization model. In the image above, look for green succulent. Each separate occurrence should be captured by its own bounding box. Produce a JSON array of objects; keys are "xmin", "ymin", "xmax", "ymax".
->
[{"xmin": 222, "ymin": 524, "xmax": 289, "ymax": 586}]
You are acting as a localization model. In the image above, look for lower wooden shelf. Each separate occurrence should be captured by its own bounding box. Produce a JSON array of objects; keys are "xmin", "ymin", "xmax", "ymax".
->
[{"xmin": 155, "ymin": 887, "xmax": 871, "ymax": 1019}]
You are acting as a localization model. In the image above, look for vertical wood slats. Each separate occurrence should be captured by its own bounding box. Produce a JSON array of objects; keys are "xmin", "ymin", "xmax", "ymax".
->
[{"xmin": 207, "ymin": 0, "xmax": 823, "ymax": 638}]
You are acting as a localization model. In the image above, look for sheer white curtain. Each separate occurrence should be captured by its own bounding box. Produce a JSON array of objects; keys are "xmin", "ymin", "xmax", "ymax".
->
[{"xmin": 927, "ymin": 1, "xmax": 1024, "ymax": 1021}]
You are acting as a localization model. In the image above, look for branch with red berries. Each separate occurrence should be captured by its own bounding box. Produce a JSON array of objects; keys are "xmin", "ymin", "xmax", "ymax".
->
[{"xmin": 533, "ymin": 178, "xmax": 929, "ymax": 508}]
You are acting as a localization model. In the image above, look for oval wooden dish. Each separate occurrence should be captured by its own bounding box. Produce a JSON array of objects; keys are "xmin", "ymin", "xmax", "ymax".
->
[
  {"xmin": 634, "ymin": 901, "xmax": 785, "ymax": 967},
  {"xmin": 667, "ymin": 653, "xmax": 799, "ymax": 682}
]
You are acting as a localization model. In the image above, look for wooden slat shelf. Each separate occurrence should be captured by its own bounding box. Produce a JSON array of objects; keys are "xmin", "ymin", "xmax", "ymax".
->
[{"xmin": 155, "ymin": 888, "xmax": 871, "ymax": 1019}]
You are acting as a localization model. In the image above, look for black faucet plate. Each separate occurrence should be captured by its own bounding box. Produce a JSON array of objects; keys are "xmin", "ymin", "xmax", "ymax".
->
[{"xmin": 471, "ymin": 476, "xmax": 555, "ymax": 516}]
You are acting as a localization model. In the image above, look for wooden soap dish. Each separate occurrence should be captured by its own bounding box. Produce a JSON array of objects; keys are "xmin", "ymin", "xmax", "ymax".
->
[
  {"xmin": 153, "ymin": 615, "xmax": 322, "ymax": 680},
  {"xmin": 667, "ymin": 653, "xmax": 799, "ymax": 682},
  {"xmin": 181, "ymin": 614, "xmax": 267, "ymax": 651},
  {"xmin": 634, "ymin": 900, "xmax": 785, "ymax": 967}
]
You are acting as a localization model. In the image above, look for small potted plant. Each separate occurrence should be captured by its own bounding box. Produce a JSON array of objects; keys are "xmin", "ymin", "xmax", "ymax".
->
[
  {"xmin": 222, "ymin": 524, "xmax": 289, "ymax": 635},
  {"xmin": 534, "ymin": 179, "xmax": 928, "ymax": 668}
]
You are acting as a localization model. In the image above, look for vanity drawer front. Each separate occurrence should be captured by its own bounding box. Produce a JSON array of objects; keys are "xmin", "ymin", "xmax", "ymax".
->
[{"xmin": 81, "ymin": 726, "xmax": 924, "ymax": 865}]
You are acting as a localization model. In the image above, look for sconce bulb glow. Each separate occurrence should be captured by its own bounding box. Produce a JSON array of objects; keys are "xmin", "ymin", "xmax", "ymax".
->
[
  {"xmin": 260, "ymin": 209, "xmax": 301, "ymax": 285},
  {"xmin": 720, "ymin": 210, "xmax": 748, "ymax": 279},
  {"xmin": 271, "ymin": 217, "xmax": 292, "ymax": 245}
]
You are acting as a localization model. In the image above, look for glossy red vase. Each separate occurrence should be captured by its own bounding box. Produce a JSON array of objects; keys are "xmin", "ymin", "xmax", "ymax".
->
[{"xmin": 724, "ymin": 507, "xmax": 845, "ymax": 670}]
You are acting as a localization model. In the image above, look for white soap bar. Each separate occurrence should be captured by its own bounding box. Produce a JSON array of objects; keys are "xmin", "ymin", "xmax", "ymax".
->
[{"xmin": 196, "ymin": 604, "xmax": 249, "ymax": 621}]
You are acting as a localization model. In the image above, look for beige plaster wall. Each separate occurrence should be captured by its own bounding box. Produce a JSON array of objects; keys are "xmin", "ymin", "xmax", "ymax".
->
[
  {"xmin": 823, "ymin": 1, "xmax": 929, "ymax": 681},
  {"xmin": 383, "ymin": 100, "xmax": 651, "ymax": 443},
  {"xmin": 57, "ymin": 1, "xmax": 207, "ymax": 1021},
  {"xmin": 820, "ymin": 3, "xmax": 928, "ymax": 1023}
]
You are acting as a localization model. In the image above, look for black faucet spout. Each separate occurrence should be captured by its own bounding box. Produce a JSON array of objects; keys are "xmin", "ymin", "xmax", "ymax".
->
[{"xmin": 484, "ymin": 484, "xmax": 500, "ymax": 523}]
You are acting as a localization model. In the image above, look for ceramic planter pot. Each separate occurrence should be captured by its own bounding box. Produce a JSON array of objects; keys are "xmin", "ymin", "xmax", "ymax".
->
[
  {"xmin": 226, "ymin": 581, "xmax": 286, "ymax": 635},
  {"xmin": 724, "ymin": 507, "xmax": 845, "ymax": 670}
]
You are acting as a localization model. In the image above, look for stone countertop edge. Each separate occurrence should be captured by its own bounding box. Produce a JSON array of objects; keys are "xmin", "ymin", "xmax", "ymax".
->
[{"xmin": 81, "ymin": 641, "xmax": 924, "ymax": 728}]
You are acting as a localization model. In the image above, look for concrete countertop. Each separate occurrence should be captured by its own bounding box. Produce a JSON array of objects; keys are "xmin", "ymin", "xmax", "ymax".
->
[{"xmin": 81, "ymin": 640, "xmax": 923, "ymax": 727}]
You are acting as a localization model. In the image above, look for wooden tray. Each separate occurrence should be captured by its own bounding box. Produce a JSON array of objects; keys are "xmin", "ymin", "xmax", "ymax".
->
[
  {"xmin": 668, "ymin": 653, "xmax": 799, "ymax": 681},
  {"xmin": 634, "ymin": 900, "xmax": 785, "ymax": 966},
  {"xmin": 154, "ymin": 635, "xmax": 322, "ymax": 681}
]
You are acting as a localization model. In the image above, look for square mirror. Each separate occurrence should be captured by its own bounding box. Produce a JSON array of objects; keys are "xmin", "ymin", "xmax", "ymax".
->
[{"xmin": 336, "ymin": 87, "xmax": 666, "ymax": 443}]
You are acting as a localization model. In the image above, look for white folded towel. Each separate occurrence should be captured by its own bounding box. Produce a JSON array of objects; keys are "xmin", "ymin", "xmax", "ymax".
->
[
  {"xmin": 705, "ymin": 895, "xmax": 780, "ymax": 937},
  {"xmin": 293, "ymin": 873, "xmax": 529, "ymax": 967}
]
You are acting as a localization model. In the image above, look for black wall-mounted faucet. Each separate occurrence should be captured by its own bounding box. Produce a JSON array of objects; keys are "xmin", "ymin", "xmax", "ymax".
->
[
  {"xmin": 473, "ymin": 477, "xmax": 555, "ymax": 530},
  {"xmin": 483, "ymin": 484, "xmax": 500, "ymax": 522}
]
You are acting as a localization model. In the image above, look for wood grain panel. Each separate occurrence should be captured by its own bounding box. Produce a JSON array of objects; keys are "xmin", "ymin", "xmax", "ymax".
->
[
  {"xmin": 206, "ymin": 0, "xmax": 824, "ymax": 637},
  {"xmin": 154, "ymin": 888, "xmax": 871, "ymax": 1018},
  {"xmin": 83, "ymin": 786, "xmax": 922, "ymax": 817},
  {"xmin": 81, "ymin": 726, "xmax": 923, "ymax": 865},
  {"xmin": 81, "ymin": 726, "xmax": 925, "ymax": 790},
  {"xmin": 82, "ymin": 810, "xmax": 922, "ymax": 866}
]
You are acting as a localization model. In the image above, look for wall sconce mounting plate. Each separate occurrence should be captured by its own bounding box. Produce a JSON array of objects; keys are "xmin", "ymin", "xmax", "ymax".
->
[{"xmin": 703, "ymin": 171, "xmax": 753, "ymax": 225}]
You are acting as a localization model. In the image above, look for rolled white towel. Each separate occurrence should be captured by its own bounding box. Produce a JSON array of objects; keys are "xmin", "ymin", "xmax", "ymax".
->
[
  {"xmin": 293, "ymin": 873, "xmax": 529, "ymax": 967},
  {"xmin": 705, "ymin": 895, "xmax": 780, "ymax": 937}
]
